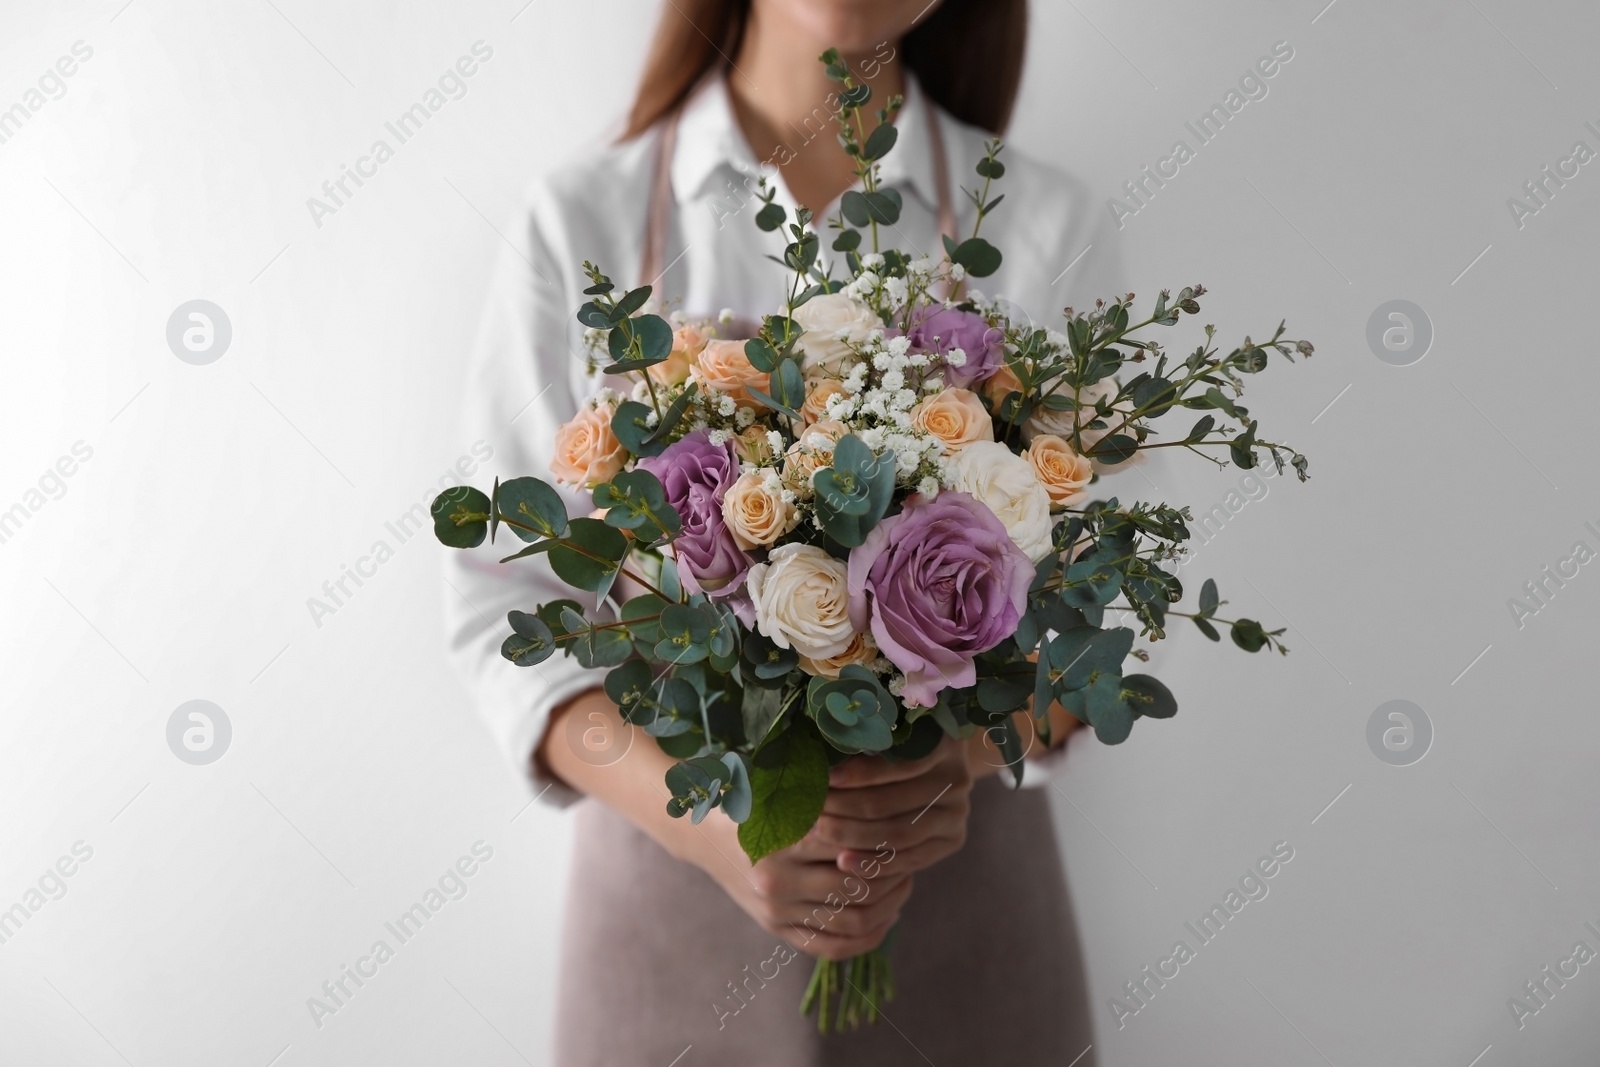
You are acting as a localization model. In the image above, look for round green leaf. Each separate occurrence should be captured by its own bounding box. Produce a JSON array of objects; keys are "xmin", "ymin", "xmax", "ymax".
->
[
  {"xmin": 431, "ymin": 486, "xmax": 491, "ymax": 549},
  {"xmin": 497, "ymin": 477, "xmax": 568, "ymax": 542}
]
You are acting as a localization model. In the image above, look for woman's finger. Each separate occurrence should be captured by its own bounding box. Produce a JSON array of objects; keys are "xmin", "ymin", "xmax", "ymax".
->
[
  {"xmin": 836, "ymin": 834, "xmax": 963, "ymax": 877},
  {"xmin": 822, "ymin": 775, "xmax": 960, "ymax": 820}
]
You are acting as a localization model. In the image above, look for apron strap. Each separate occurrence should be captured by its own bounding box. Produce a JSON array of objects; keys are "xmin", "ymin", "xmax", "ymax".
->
[
  {"xmin": 925, "ymin": 97, "xmax": 957, "ymax": 247},
  {"xmin": 637, "ymin": 111, "xmax": 679, "ymax": 288}
]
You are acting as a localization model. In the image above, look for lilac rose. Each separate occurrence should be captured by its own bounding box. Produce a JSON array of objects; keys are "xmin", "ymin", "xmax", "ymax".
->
[
  {"xmin": 905, "ymin": 307, "xmax": 1004, "ymax": 389},
  {"xmin": 637, "ymin": 430, "xmax": 751, "ymax": 596},
  {"xmin": 846, "ymin": 491, "xmax": 1032, "ymax": 707}
]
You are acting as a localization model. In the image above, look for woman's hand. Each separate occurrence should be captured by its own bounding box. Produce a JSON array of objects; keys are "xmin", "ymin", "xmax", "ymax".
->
[
  {"xmin": 541, "ymin": 689, "xmax": 912, "ymax": 962},
  {"xmin": 680, "ymin": 812, "xmax": 915, "ymax": 962},
  {"xmin": 809, "ymin": 733, "xmax": 984, "ymax": 878}
]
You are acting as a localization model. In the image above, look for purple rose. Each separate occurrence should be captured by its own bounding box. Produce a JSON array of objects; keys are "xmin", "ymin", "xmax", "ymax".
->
[
  {"xmin": 846, "ymin": 491, "xmax": 1032, "ymax": 707},
  {"xmin": 906, "ymin": 307, "xmax": 1004, "ymax": 389},
  {"xmin": 637, "ymin": 430, "xmax": 751, "ymax": 596}
]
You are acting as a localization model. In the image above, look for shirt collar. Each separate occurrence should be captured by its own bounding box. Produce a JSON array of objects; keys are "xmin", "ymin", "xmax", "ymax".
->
[{"xmin": 669, "ymin": 71, "xmax": 943, "ymax": 213}]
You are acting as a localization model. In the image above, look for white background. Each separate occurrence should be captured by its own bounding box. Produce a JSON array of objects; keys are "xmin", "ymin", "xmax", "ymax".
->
[{"xmin": 2, "ymin": 1, "xmax": 1598, "ymax": 1064}]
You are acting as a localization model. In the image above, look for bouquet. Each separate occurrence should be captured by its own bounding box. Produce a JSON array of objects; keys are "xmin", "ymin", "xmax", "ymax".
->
[{"xmin": 433, "ymin": 51, "xmax": 1312, "ymax": 1031}]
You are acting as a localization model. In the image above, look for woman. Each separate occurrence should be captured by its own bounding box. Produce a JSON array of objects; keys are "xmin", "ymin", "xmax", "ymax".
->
[{"xmin": 445, "ymin": 1, "xmax": 1107, "ymax": 1061}]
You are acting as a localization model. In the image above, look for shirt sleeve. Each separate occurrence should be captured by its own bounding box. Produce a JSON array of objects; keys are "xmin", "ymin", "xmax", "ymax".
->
[{"xmin": 441, "ymin": 194, "xmax": 609, "ymax": 810}]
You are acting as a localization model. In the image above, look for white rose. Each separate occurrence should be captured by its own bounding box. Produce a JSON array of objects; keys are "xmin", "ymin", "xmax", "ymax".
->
[
  {"xmin": 1024, "ymin": 377, "xmax": 1143, "ymax": 473},
  {"xmin": 1024, "ymin": 376, "xmax": 1120, "ymax": 442},
  {"xmin": 792, "ymin": 292, "xmax": 880, "ymax": 376},
  {"xmin": 943, "ymin": 440, "xmax": 1056, "ymax": 563},
  {"xmin": 745, "ymin": 543, "xmax": 856, "ymax": 660}
]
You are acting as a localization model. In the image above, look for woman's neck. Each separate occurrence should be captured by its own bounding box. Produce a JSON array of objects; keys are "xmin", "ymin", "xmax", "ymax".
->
[{"xmin": 726, "ymin": 23, "xmax": 906, "ymax": 220}]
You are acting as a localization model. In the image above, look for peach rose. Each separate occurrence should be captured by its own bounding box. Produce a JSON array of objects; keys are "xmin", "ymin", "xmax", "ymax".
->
[
  {"xmin": 781, "ymin": 420, "xmax": 848, "ymax": 497},
  {"xmin": 912, "ymin": 388, "xmax": 994, "ymax": 453},
  {"xmin": 797, "ymin": 630, "xmax": 879, "ymax": 679},
  {"xmin": 1023, "ymin": 434, "xmax": 1094, "ymax": 508},
  {"xmin": 551, "ymin": 401, "xmax": 626, "ymax": 487},
  {"xmin": 983, "ymin": 361, "xmax": 1024, "ymax": 407},
  {"xmin": 801, "ymin": 378, "xmax": 848, "ymax": 425},
  {"xmin": 721, "ymin": 471, "xmax": 799, "ymax": 549},
  {"xmin": 650, "ymin": 323, "xmax": 708, "ymax": 386},
  {"xmin": 733, "ymin": 425, "xmax": 775, "ymax": 466},
  {"xmin": 692, "ymin": 338, "xmax": 768, "ymax": 408}
]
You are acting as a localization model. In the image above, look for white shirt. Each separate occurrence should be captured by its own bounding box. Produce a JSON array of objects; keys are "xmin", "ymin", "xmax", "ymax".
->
[{"xmin": 445, "ymin": 74, "xmax": 1121, "ymax": 806}]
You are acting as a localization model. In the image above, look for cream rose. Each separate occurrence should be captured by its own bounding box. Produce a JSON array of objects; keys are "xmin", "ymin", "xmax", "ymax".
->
[
  {"xmin": 721, "ymin": 471, "xmax": 799, "ymax": 550},
  {"xmin": 1023, "ymin": 376, "xmax": 1120, "ymax": 443},
  {"xmin": 692, "ymin": 338, "xmax": 768, "ymax": 408},
  {"xmin": 650, "ymin": 322, "xmax": 708, "ymax": 386},
  {"xmin": 1023, "ymin": 434, "xmax": 1094, "ymax": 508},
  {"xmin": 746, "ymin": 543, "xmax": 856, "ymax": 661},
  {"xmin": 550, "ymin": 401, "xmax": 626, "ymax": 487},
  {"xmin": 798, "ymin": 631, "xmax": 879, "ymax": 679},
  {"xmin": 942, "ymin": 440, "xmax": 1055, "ymax": 562},
  {"xmin": 792, "ymin": 292, "xmax": 880, "ymax": 376},
  {"xmin": 912, "ymin": 388, "xmax": 994, "ymax": 454}
]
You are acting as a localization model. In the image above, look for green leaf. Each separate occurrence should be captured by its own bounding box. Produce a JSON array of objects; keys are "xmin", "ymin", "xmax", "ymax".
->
[
  {"xmin": 744, "ymin": 338, "xmax": 779, "ymax": 373},
  {"xmin": 812, "ymin": 435, "xmax": 896, "ymax": 548},
  {"xmin": 635, "ymin": 314, "xmax": 673, "ymax": 363},
  {"xmin": 1199, "ymin": 578, "xmax": 1219, "ymax": 615},
  {"xmin": 571, "ymin": 625, "xmax": 633, "ymax": 669},
  {"xmin": 1122, "ymin": 674, "xmax": 1177, "ymax": 719},
  {"xmin": 611, "ymin": 400, "xmax": 666, "ymax": 457},
  {"xmin": 575, "ymin": 301, "xmax": 610, "ymax": 329},
  {"xmin": 497, "ymin": 540, "xmax": 557, "ymax": 564},
  {"xmin": 642, "ymin": 382, "xmax": 697, "ymax": 449},
  {"xmin": 863, "ymin": 189, "xmax": 902, "ymax": 225},
  {"xmin": 755, "ymin": 202, "xmax": 785, "ymax": 232},
  {"xmin": 840, "ymin": 191, "xmax": 871, "ymax": 228},
  {"xmin": 1193, "ymin": 616, "xmax": 1222, "ymax": 641},
  {"xmin": 977, "ymin": 675, "xmax": 1032, "ymax": 714},
  {"xmin": 862, "ymin": 123, "xmax": 898, "ymax": 161},
  {"xmin": 1089, "ymin": 434, "xmax": 1139, "ymax": 465},
  {"xmin": 1086, "ymin": 673, "xmax": 1135, "ymax": 744},
  {"xmin": 975, "ymin": 156, "xmax": 1006, "ymax": 179},
  {"xmin": 950, "ymin": 237, "xmax": 1002, "ymax": 278},
  {"xmin": 431, "ymin": 486, "xmax": 491, "ymax": 549},
  {"xmin": 612, "ymin": 286, "xmax": 651, "ymax": 320},
  {"xmin": 549, "ymin": 518, "xmax": 628, "ymax": 595},
  {"xmin": 719, "ymin": 753, "xmax": 753, "ymax": 823},
  {"xmin": 620, "ymin": 593, "xmax": 667, "ymax": 646},
  {"xmin": 1230, "ymin": 618, "xmax": 1268, "ymax": 652},
  {"xmin": 737, "ymin": 718, "xmax": 830, "ymax": 863},
  {"xmin": 1050, "ymin": 626, "xmax": 1135, "ymax": 690},
  {"xmin": 497, "ymin": 477, "xmax": 568, "ymax": 541},
  {"xmin": 740, "ymin": 685, "xmax": 786, "ymax": 751},
  {"xmin": 603, "ymin": 658, "xmax": 655, "ymax": 717},
  {"xmin": 768, "ymin": 357, "xmax": 806, "ymax": 413},
  {"xmin": 501, "ymin": 610, "xmax": 554, "ymax": 667}
]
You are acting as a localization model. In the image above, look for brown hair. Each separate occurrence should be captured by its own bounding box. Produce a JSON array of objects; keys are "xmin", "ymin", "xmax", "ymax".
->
[{"xmin": 620, "ymin": 0, "xmax": 1028, "ymax": 140}]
